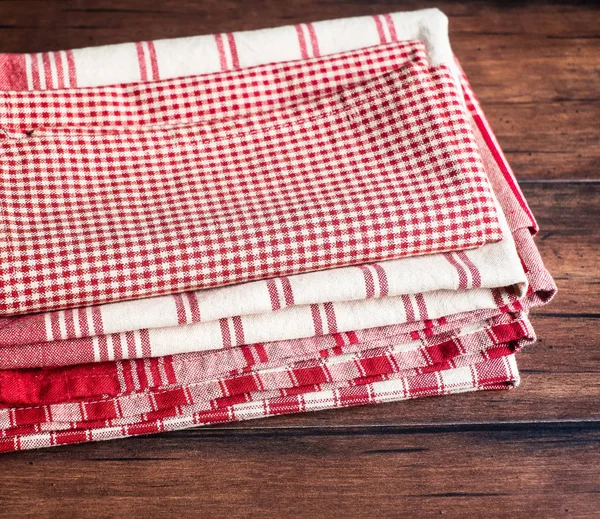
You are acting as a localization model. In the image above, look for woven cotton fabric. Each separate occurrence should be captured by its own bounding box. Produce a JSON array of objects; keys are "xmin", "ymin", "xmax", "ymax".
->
[
  {"xmin": 0, "ymin": 8, "xmax": 555, "ymax": 452},
  {"xmin": 0, "ymin": 59, "xmax": 502, "ymax": 315},
  {"xmin": 0, "ymin": 354, "xmax": 520, "ymax": 453},
  {"xmin": 0, "ymin": 310, "xmax": 532, "ymax": 408}
]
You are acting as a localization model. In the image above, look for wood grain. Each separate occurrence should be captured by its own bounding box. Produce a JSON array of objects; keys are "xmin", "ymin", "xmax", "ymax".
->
[
  {"xmin": 1, "ymin": 423, "xmax": 599, "ymax": 518},
  {"xmin": 0, "ymin": 1, "xmax": 598, "ymax": 518}
]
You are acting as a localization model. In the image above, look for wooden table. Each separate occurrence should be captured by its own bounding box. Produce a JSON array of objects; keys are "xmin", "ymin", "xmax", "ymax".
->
[{"xmin": 0, "ymin": 1, "xmax": 598, "ymax": 517}]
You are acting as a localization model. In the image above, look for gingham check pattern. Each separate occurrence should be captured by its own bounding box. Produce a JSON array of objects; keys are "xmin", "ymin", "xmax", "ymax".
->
[
  {"xmin": 0, "ymin": 224, "xmax": 526, "ymax": 350},
  {"xmin": 0, "ymin": 41, "xmax": 428, "ymax": 133},
  {"xmin": 0, "ymin": 167, "xmax": 553, "ymax": 371},
  {"xmin": 0, "ymin": 60, "xmax": 502, "ymax": 315},
  {"xmin": 0, "ymin": 41, "xmax": 530, "ymax": 356}
]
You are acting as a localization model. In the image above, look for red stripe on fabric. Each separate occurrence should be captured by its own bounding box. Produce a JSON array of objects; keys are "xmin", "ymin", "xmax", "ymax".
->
[
  {"xmin": 333, "ymin": 333, "xmax": 345, "ymax": 348},
  {"xmin": 186, "ymin": 292, "xmax": 201, "ymax": 323},
  {"xmin": 65, "ymin": 310, "xmax": 76, "ymax": 341},
  {"xmin": 112, "ymin": 334, "xmax": 123, "ymax": 361},
  {"xmin": 50, "ymin": 312, "xmax": 61, "ymax": 341},
  {"xmin": 91, "ymin": 307, "xmax": 104, "ymax": 335},
  {"xmin": 226, "ymin": 33, "xmax": 240, "ymax": 69},
  {"xmin": 372, "ymin": 15, "xmax": 387, "ymax": 44},
  {"xmin": 125, "ymin": 331, "xmax": 136, "ymax": 359},
  {"xmin": 295, "ymin": 25, "xmax": 309, "ymax": 59},
  {"xmin": 346, "ymin": 331, "xmax": 359, "ymax": 344},
  {"xmin": 54, "ymin": 51, "xmax": 65, "ymax": 88},
  {"xmin": 266, "ymin": 279, "xmax": 281, "ymax": 311},
  {"xmin": 98, "ymin": 335, "xmax": 109, "ymax": 362},
  {"xmin": 42, "ymin": 53, "xmax": 53, "ymax": 88},
  {"xmin": 472, "ymin": 112, "xmax": 536, "ymax": 230},
  {"xmin": 146, "ymin": 41, "xmax": 160, "ymax": 80},
  {"xmin": 331, "ymin": 345, "xmax": 343, "ymax": 356},
  {"xmin": 149, "ymin": 358, "xmax": 162, "ymax": 388},
  {"xmin": 42, "ymin": 52, "xmax": 53, "ymax": 90},
  {"xmin": 383, "ymin": 13, "xmax": 398, "ymax": 41},
  {"xmin": 66, "ymin": 50, "xmax": 77, "ymax": 87},
  {"xmin": 457, "ymin": 251, "xmax": 482, "ymax": 288},
  {"xmin": 135, "ymin": 42, "xmax": 148, "ymax": 81},
  {"xmin": 372, "ymin": 263, "xmax": 389, "ymax": 297},
  {"xmin": 214, "ymin": 34, "xmax": 228, "ymax": 71},
  {"xmin": 135, "ymin": 359, "xmax": 149, "ymax": 391},
  {"xmin": 173, "ymin": 294, "xmax": 187, "ymax": 325},
  {"xmin": 444, "ymin": 253, "xmax": 468, "ymax": 289},
  {"xmin": 30, "ymin": 55, "xmax": 40, "ymax": 89},
  {"xmin": 78, "ymin": 308, "xmax": 90, "ymax": 337},
  {"xmin": 491, "ymin": 288, "xmax": 505, "ymax": 308},
  {"xmin": 120, "ymin": 362, "xmax": 134, "ymax": 394},
  {"xmin": 401, "ymin": 295, "xmax": 415, "ymax": 322},
  {"xmin": 359, "ymin": 265, "xmax": 375, "ymax": 298},
  {"xmin": 310, "ymin": 304, "xmax": 323, "ymax": 336},
  {"xmin": 280, "ymin": 277, "xmax": 295, "ymax": 306},
  {"xmin": 239, "ymin": 346, "xmax": 256, "ymax": 369},
  {"xmin": 323, "ymin": 302, "xmax": 337, "ymax": 334},
  {"xmin": 254, "ymin": 343, "xmax": 268, "ymax": 364},
  {"xmin": 415, "ymin": 293, "xmax": 429, "ymax": 320},
  {"xmin": 219, "ymin": 318, "xmax": 232, "ymax": 348},
  {"xmin": 232, "ymin": 316, "xmax": 245, "ymax": 346},
  {"xmin": 306, "ymin": 23, "xmax": 320, "ymax": 57},
  {"xmin": 140, "ymin": 329, "xmax": 151, "ymax": 357}
]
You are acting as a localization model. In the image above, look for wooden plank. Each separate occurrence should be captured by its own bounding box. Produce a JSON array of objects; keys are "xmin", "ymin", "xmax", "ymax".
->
[{"xmin": 1, "ymin": 423, "xmax": 599, "ymax": 518}]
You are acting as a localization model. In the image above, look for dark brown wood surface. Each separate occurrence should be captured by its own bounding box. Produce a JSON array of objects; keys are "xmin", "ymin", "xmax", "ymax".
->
[{"xmin": 0, "ymin": 1, "xmax": 598, "ymax": 517}]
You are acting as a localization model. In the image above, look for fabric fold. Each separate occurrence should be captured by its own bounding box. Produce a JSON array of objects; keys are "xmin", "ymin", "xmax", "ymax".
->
[
  {"xmin": 0, "ymin": 57, "xmax": 502, "ymax": 315},
  {"xmin": 0, "ymin": 8, "xmax": 555, "ymax": 453}
]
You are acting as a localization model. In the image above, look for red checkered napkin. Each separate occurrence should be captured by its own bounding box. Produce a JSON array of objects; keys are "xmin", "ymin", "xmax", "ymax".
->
[
  {"xmin": 0, "ymin": 59, "xmax": 502, "ymax": 316},
  {"xmin": 0, "ymin": 41, "xmax": 427, "ymax": 133}
]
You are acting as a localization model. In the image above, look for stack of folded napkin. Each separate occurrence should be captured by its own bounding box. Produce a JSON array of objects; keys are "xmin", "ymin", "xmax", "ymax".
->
[{"xmin": 0, "ymin": 9, "xmax": 555, "ymax": 451}]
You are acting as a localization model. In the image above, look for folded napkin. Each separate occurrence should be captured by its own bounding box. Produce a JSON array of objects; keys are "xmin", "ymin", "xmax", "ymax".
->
[
  {"xmin": 0, "ymin": 8, "xmax": 555, "ymax": 451},
  {"xmin": 0, "ymin": 51, "xmax": 503, "ymax": 315},
  {"xmin": 0, "ymin": 40, "xmax": 530, "ymax": 365}
]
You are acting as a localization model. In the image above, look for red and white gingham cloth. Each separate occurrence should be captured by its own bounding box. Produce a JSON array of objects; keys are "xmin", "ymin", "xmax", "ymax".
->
[
  {"xmin": 0, "ymin": 9, "xmax": 555, "ymax": 451},
  {"xmin": 0, "ymin": 41, "xmax": 529, "ymax": 364},
  {"xmin": 0, "ymin": 55, "xmax": 502, "ymax": 315},
  {"xmin": 0, "ymin": 43, "xmax": 531, "ymax": 370}
]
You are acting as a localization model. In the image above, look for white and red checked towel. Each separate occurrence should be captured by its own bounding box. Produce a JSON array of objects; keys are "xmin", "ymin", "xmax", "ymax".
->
[
  {"xmin": 0, "ymin": 49, "xmax": 503, "ymax": 316},
  {"xmin": 0, "ymin": 8, "xmax": 555, "ymax": 452},
  {"xmin": 0, "ymin": 41, "xmax": 527, "ymax": 365}
]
